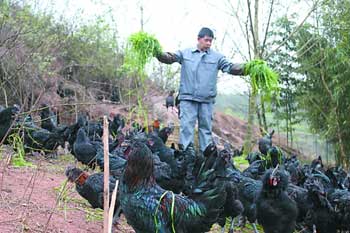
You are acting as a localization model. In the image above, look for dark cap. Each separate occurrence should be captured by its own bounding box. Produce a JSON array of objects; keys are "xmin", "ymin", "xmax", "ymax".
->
[{"xmin": 198, "ymin": 27, "xmax": 214, "ymax": 38}]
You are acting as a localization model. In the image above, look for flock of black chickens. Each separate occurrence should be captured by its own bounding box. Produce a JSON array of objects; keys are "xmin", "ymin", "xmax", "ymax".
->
[{"xmin": 1, "ymin": 104, "xmax": 350, "ymax": 233}]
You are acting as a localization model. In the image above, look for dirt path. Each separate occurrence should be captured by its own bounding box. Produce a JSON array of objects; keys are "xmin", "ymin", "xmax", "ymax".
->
[{"xmin": 0, "ymin": 151, "xmax": 135, "ymax": 233}]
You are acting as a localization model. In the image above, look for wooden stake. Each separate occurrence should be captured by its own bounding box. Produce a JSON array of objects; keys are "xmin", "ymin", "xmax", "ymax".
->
[
  {"xmin": 108, "ymin": 180, "xmax": 119, "ymax": 233},
  {"xmin": 103, "ymin": 116, "xmax": 110, "ymax": 233}
]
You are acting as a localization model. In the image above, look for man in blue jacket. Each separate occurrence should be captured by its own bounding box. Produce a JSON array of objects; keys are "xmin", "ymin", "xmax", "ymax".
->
[{"xmin": 156, "ymin": 27, "xmax": 244, "ymax": 185}]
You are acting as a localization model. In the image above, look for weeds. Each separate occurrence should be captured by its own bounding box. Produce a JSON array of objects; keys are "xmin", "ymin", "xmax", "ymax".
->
[
  {"xmin": 8, "ymin": 133, "xmax": 33, "ymax": 167},
  {"xmin": 53, "ymin": 180, "xmax": 104, "ymax": 223}
]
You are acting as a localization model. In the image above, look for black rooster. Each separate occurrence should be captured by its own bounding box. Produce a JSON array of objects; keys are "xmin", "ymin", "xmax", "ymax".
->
[
  {"xmin": 65, "ymin": 166, "xmax": 121, "ymax": 219},
  {"xmin": 119, "ymin": 141, "xmax": 226, "ymax": 233}
]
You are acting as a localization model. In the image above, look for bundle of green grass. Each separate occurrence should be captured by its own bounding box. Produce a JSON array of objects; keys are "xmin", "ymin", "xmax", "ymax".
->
[
  {"xmin": 123, "ymin": 31, "xmax": 162, "ymax": 74},
  {"xmin": 244, "ymin": 59, "xmax": 279, "ymax": 99}
]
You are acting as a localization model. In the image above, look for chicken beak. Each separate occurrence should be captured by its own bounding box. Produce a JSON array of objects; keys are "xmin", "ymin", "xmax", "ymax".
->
[{"xmin": 271, "ymin": 164, "xmax": 279, "ymax": 177}]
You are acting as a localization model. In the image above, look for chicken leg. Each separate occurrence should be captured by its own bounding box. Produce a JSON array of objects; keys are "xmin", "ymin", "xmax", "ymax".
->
[
  {"xmin": 252, "ymin": 223, "xmax": 259, "ymax": 233},
  {"xmin": 228, "ymin": 217, "xmax": 235, "ymax": 233}
]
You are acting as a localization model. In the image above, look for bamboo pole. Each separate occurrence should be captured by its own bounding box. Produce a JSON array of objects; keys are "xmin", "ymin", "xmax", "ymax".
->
[
  {"xmin": 108, "ymin": 180, "xmax": 119, "ymax": 233},
  {"xmin": 103, "ymin": 116, "xmax": 110, "ymax": 233}
]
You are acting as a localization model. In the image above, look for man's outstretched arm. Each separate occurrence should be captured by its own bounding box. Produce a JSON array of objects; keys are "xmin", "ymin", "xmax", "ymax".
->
[
  {"xmin": 156, "ymin": 51, "xmax": 182, "ymax": 64},
  {"xmin": 218, "ymin": 56, "xmax": 245, "ymax": 75}
]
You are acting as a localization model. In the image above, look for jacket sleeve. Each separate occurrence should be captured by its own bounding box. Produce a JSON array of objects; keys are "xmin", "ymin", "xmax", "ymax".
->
[
  {"xmin": 156, "ymin": 50, "xmax": 183, "ymax": 64},
  {"xmin": 218, "ymin": 56, "xmax": 245, "ymax": 75}
]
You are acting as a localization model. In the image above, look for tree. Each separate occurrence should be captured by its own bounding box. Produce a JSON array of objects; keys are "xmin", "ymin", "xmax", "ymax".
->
[
  {"xmin": 266, "ymin": 16, "xmax": 301, "ymax": 147},
  {"xmin": 295, "ymin": 0, "xmax": 350, "ymax": 167},
  {"xmin": 209, "ymin": 0, "xmax": 318, "ymax": 155}
]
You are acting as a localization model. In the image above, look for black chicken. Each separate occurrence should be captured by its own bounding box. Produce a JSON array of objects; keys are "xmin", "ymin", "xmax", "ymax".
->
[
  {"xmin": 256, "ymin": 167, "xmax": 298, "ymax": 233},
  {"xmin": 285, "ymin": 155, "xmax": 303, "ymax": 185},
  {"xmin": 286, "ymin": 183, "xmax": 310, "ymax": 227},
  {"xmin": 303, "ymin": 178, "xmax": 336, "ymax": 233},
  {"xmin": 258, "ymin": 130, "xmax": 274, "ymax": 155},
  {"xmin": 325, "ymin": 166, "xmax": 348, "ymax": 190},
  {"xmin": 265, "ymin": 146, "xmax": 285, "ymax": 169},
  {"xmin": 165, "ymin": 91, "xmax": 175, "ymax": 110},
  {"xmin": 73, "ymin": 128, "xmax": 100, "ymax": 167},
  {"xmin": 215, "ymin": 148, "xmax": 244, "ymax": 233},
  {"xmin": 328, "ymin": 189, "xmax": 350, "ymax": 231},
  {"xmin": 119, "ymin": 141, "xmax": 226, "ymax": 233},
  {"xmin": 146, "ymin": 134, "xmax": 180, "ymax": 170},
  {"xmin": 310, "ymin": 155, "xmax": 324, "ymax": 171},
  {"xmin": 65, "ymin": 166, "xmax": 121, "ymax": 219},
  {"xmin": 236, "ymin": 175, "xmax": 261, "ymax": 231},
  {"xmin": 96, "ymin": 141, "xmax": 185, "ymax": 193},
  {"xmin": 242, "ymin": 160, "xmax": 266, "ymax": 180},
  {"xmin": 65, "ymin": 114, "xmax": 89, "ymax": 154},
  {"xmin": 157, "ymin": 126, "xmax": 173, "ymax": 144},
  {"xmin": 23, "ymin": 115, "xmax": 66, "ymax": 155},
  {"xmin": 95, "ymin": 148, "xmax": 127, "ymax": 178},
  {"xmin": 109, "ymin": 114, "xmax": 125, "ymax": 137},
  {"xmin": 0, "ymin": 106, "xmax": 20, "ymax": 143},
  {"xmin": 40, "ymin": 104, "xmax": 57, "ymax": 132},
  {"xmin": 245, "ymin": 151, "xmax": 263, "ymax": 165},
  {"xmin": 85, "ymin": 118, "xmax": 103, "ymax": 141},
  {"xmin": 152, "ymin": 152, "xmax": 186, "ymax": 193},
  {"xmin": 304, "ymin": 168, "xmax": 332, "ymax": 192},
  {"xmin": 73, "ymin": 114, "xmax": 103, "ymax": 141}
]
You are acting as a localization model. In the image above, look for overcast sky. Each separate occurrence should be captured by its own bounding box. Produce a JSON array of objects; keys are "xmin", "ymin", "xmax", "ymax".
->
[{"xmin": 34, "ymin": 0, "xmax": 310, "ymax": 94}]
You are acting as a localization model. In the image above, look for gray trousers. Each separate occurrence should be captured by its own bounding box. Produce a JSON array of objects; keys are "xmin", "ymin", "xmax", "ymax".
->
[{"xmin": 179, "ymin": 100, "xmax": 213, "ymax": 152}]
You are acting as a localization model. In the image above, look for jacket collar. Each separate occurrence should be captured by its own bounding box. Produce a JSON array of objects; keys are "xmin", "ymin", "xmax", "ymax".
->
[{"xmin": 192, "ymin": 47, "xmax": 211, "ymax": 54}]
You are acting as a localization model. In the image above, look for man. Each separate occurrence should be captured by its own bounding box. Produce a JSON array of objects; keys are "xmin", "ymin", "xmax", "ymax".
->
[{"xmin": 156, "ymin": 27, "xmax": 245, "ymax": 186}]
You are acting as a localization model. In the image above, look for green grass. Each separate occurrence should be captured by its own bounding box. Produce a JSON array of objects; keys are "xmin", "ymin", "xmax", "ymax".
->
[
  {"xmin": 53, "ymin": 179, "xmax": 104, "ymax": 222},
  {"xmin": 85, "ymin": 208, "xmax": 104, "ymax": 222},
  {"xmin": 8, "ymin": 133, "xmax": 34, "ymax": 167},
  {"xmin": 210, "ymin": 219, "xmax": 263, "ymax": 233},
  {"xmin": 244, "ymin": 59, "xmax": 279, "ymax": 100},
  {"xmin": 233, "ymin": 156, "xmax": 249, "ymax": 171},
  {"xmin": 122, "ymin": 31, "xmax": 162, "ymax": 76}
]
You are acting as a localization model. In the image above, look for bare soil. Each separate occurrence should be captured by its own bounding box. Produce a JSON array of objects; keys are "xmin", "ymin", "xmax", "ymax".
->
[{"xmin": 0, "ymin": 147, "xmax": 135, "ymax": 233}]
